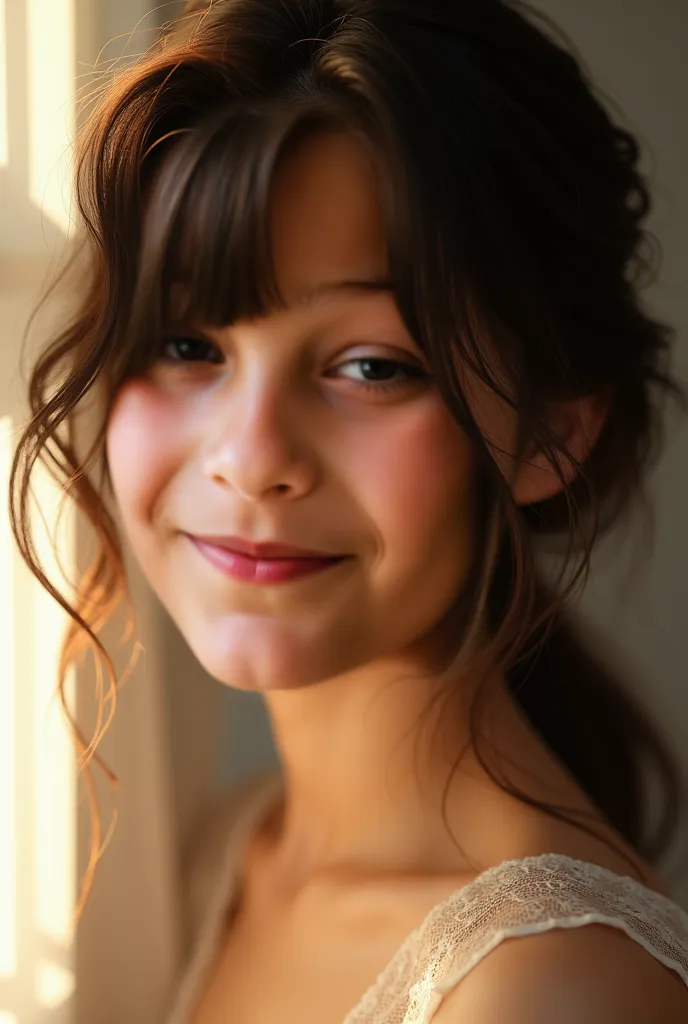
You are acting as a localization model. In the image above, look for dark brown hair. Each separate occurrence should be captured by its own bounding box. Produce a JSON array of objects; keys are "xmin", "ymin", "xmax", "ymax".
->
[{"xmin": 9, "ymin": 0, "xmax": 685, "ymax": 915}]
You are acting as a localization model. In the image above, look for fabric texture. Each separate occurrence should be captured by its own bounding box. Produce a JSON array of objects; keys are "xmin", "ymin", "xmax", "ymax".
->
[{"xmin": 164, "ymin": 772, "xmax": 688, "ymax": 1024}]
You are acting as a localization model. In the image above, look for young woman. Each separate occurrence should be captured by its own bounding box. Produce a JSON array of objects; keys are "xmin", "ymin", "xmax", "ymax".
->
[{"xmin": 10, "ymin": 1, "xmax": 688, "ymax": 1021}]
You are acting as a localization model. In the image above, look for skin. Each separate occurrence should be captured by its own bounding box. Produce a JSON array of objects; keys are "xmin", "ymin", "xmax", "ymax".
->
[{"xmin": 106, "ymin": 129, "xmax": 642, "ymax": 910}]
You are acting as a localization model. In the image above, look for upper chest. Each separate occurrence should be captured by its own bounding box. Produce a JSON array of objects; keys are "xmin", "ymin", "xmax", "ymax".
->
[{"xmin": 188, "ymin": 872, "xmax": 473, "ymax": 1024}]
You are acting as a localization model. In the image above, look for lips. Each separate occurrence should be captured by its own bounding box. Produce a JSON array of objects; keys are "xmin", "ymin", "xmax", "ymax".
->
[
  {"xmin": 187, "ymin": 534, "xmax": 345, "ymax": 560},
  {"xmin": 187, "ymin": 535, "xmax": 350, "ymax": 584}
]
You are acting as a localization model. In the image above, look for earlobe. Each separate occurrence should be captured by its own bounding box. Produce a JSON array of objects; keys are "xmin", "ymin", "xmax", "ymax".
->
[{"xmin": 511, "ymin": 392, "xmax": 610, "ymax": 507}]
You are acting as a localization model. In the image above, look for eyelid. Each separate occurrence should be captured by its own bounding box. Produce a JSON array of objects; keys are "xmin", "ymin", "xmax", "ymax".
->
[{"xmin": 330, "ymin": 341, "xmax": 427, "ymax": 368}]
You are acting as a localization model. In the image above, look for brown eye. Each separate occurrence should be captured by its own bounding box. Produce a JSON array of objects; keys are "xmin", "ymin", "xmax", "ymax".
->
[
  {"xmin": 330, "ymin": 356, "xmax": 429, "ymax": 393},
  {"xmin": 159, "ymin": 336, "xmax": 224, "ymax": 365}
]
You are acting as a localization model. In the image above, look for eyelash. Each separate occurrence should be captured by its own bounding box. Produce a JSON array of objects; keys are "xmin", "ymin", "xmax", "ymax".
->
[{"xmin": 155, "ymin": 336, "xmax": 429, "ymax": 394}]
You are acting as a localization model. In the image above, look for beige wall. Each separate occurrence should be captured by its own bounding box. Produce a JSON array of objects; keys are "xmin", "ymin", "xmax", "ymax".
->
[{"xmin": 0, "ymin": 3, "xmax": 215, "ymax": 1021}]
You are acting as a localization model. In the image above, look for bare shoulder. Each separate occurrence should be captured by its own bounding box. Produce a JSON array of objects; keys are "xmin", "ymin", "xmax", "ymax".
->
[{"xmin": 431, "ymin": 923, "xmax": 688, "ymax": 1024}]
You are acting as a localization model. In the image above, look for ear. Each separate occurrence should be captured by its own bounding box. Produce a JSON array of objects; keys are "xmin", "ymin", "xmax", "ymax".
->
[{"xmin": 512, "ymin": 391, "xmax": 611, "ymax": 507}]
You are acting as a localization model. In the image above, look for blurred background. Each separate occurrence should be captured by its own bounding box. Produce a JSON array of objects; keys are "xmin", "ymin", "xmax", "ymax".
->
[{"xmin": 0, "ymin": 1, "xmax": 686, "ymax": 1022}]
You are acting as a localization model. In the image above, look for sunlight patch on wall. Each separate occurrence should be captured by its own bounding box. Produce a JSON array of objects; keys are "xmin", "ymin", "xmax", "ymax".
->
[
  {"xmin": 0, "ymin": 0, "xmax": 7, "ymax": 167},
  {"xmin": 35, "ymin": 959, "xmax": 76, "ymax": 1010},
  {"xmin": 0, "ymin": 417, "xmax": 16, "ymax": 981},
  {"xmin": 0, "ymin": 414, "xmax": 77, "ymax": 1017},
  {"xmin": 31, "ymin": 450, "xmax": 77, "ymax": 956},
  {"xmin": 26, "ymin": 0, "xmax": 75, "ymax": 233}
]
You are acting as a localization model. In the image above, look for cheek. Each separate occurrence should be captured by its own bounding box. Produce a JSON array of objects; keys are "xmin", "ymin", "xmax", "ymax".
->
[
  {"xmin": 350, "ymin": 398, "xmax": 474, "ymax": 566},
  {"xmin": 342, "ymin": 397, "xmax": 476, "ymax": 654},
  {"xmin": 105, "ymin": 380, "xmax": 184, "ymax": 530}
]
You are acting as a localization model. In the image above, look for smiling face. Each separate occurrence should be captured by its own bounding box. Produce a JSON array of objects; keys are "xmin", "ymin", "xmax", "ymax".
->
[{"xmin": 105, "ymin": 129, "xmax": 478, "ymax": 691}]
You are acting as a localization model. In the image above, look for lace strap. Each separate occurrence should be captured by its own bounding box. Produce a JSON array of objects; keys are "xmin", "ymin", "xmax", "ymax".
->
[
  {"xmin": 432, "ymin": 854, "xmax": 688, "ymax": 996},
  {"xmin": 344, "ymin": 854, "xmax": 688, "ymax": 1024}
]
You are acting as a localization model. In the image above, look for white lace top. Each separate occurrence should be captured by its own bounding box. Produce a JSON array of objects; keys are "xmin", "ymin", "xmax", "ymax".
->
[{"xmin": 165, "ymin": 772, "xmax": 688, "ymax": 1024}]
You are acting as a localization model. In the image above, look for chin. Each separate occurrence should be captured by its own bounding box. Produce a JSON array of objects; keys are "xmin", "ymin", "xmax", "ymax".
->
[{"xmin": 188, "ymin": 615, "xmax": 375, "ymax": 692}]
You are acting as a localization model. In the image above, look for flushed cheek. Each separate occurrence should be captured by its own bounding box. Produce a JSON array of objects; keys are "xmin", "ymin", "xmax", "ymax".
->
[
  {"xmin": 348, "ymin": 399, "xmax": 474, "ymax": 581},
  {"xmin": 105, "ymin": 379, "xmax": 188, "ymax": 533}
]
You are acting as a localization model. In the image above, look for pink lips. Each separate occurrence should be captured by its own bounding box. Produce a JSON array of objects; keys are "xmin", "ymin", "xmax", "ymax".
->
[{"xmin": 188, "ymin": 536, "xmax": 349, "ymax": 584}]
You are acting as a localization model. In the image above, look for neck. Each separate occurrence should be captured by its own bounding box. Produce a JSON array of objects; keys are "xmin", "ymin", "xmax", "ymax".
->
[{"xmin": 256, "ymin": 655, "xmax": 537, "ymax": 894}]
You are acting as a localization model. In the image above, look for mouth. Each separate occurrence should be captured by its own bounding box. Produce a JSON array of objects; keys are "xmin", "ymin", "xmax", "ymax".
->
[
  {"xmin": 187, "ymin": 535, "xmax": 352, "ymax": 585},
  {"xmin": 186, "ymin": 533, "xmax": 346, "ymax": 561}
]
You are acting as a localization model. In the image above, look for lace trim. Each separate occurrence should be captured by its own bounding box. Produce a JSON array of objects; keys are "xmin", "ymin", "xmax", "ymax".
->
[{"xmin": 342, "ymin": 854, "xmax": 688, "ymax": 1024}]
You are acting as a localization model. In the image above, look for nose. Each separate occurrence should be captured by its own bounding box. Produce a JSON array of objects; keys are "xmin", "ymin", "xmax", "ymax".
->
[{"xmin": 201, "ymin": 374, "xmax": 318, "ymax": 502}]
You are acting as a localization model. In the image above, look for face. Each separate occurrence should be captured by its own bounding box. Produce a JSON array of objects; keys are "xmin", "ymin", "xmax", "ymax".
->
[{"xmin": 105, "ymin": 129, "xmax": 477, "ymax": 691}]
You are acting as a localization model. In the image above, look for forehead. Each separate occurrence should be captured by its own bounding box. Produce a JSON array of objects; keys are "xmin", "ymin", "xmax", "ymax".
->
[{"xmin": 269, "ymin": 130, "xmax": 389, "ymax": 303}]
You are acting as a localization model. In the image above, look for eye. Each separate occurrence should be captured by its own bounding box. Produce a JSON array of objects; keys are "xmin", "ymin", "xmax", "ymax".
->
[
  {"xmin": 157, "ymin": 335, "xmax": 224, "ymax": 365},
  {"xmin": 151, "ymin": 338, "xmax": 429, "ymax": 394},
  {"xmin": 331, "ymin": 356, "xmax": 429, "ymax": 393}
]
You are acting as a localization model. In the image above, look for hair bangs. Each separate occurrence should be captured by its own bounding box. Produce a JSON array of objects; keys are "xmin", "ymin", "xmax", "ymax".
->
[
  {"xmin": 133, "ymin": 106, "xmax": 286, "ymax": 345},
  {"xmin": 129, "ymin": 95, "xmax": 374, "ymax": 357}
]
